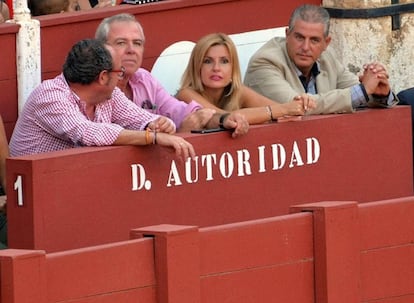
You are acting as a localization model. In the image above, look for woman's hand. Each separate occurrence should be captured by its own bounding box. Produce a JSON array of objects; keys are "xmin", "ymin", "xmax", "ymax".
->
[
  {"xmin": 275, "ymin": 94, "xmax": 316, "ymax": 118},
  {"xmin": 178, "ymin": 108, "xmax": 216, "ymax": 132}
]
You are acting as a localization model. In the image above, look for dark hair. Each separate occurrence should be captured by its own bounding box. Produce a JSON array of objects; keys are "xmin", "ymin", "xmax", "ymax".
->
[
  {"xmin": 289, "ymin": 4, "xmax": 330, "ymax": 37},
  {"xmin": 63, "ymin": 39, "xmax": 113, "ymax": 84},
  {"xmin": 28, "ymin": 0, "xmax": 69, "ymax": 16}
]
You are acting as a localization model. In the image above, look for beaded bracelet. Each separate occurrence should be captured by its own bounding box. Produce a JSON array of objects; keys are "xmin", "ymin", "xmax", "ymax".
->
[{"xmin": 152, "ymin": 129, "xmax": 157, "ymax": 144}]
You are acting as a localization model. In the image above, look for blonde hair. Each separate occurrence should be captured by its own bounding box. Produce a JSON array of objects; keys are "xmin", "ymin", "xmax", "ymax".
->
[{"xmin": 180, "ymin": 33, "xmax": 243, "ymax": 111}]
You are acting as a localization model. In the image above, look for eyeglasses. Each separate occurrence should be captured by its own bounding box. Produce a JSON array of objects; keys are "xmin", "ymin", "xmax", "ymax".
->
[{"xmin": 108, "ymin": 66, "xmax": 126, "ymax": 79}]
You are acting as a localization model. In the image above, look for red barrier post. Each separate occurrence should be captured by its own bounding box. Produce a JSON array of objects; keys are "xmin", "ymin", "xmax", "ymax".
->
[
  {"xmin": 131, "ymin": 224, "xmax": 200, "ymax": 303},
  {"xmin": 0, "ymin": 249, "xmax": 46, "ymax": 303},
  {"xmin": 290, "ymin": 201, "xmax": 360, "ymax": 303}
]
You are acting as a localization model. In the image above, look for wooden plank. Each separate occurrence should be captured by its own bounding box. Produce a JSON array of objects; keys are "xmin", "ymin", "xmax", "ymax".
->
[
  {"xmin": 46, "ymin": 239, "xmax": 156, "ymax": 302},
  {"xmin": 199, "ymin": 213, "xmax": 313, "ymax": 274},
  {"xmin": 200, "ymin": 261, "xmax": 314, "ymax": 303},
  {"xmin": 359, "ymin": 197, "xmax": 414, "ymax": 250},
  {"xmin": 361, "ymin": 245, "xmax": 414, "ymax": 301}
]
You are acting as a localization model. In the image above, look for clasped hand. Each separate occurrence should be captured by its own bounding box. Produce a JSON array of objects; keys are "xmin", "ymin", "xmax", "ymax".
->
[
  {"xmin": 292, "ymin": 94, "xmax": 316, "ymax": 113},
  {"xmin": 359, "ymin": 62, "xmax": 391, "ymax": 97}
]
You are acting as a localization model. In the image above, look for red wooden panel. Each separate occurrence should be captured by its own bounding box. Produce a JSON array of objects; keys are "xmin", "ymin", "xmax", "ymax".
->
[
  {"xmin": 0, "ymin": 78, "xmax": 18, "ymax": 139},
  {"xmin": 6, "ymin": 157, "xmax": 36, "ymax": 249},
  {"xmin": 360, "ymin": 245, "xmax": 414, "ymax": 302},
  {"xmin": 359, "ymin": 197, "xmax": 414, "ymax": 250},
  {"xmin": 52, "ymin": 288, "xmax": 156, "ymax": 303},
  {"xmin": 0, "ymin": 78, "xmax": 17, "ymax": 115},
  {"xmin": 199, "ymin": 213, "xmax": 313, "ymax": 274},
  {"xmin": 46, "ymin": 239, "xmax": 156, "ymax": 302},
  {"xmin": 6, "ymin": 107, "xmax": 413, "ymax": 252},
  {"xmin": 200, "ymin": 262, "xmax": 314, "ymax": 303},
  {"xmin": 0, "ymin": 24, "xmax": 17, "ymax": 80},
  {"xmin": 291, "ymin": 201, "xmax": 360, "ymax": 303},
  {"xmin": 0, "ymin": 25, "xmax": 18, "ymax": 140},
  {"xmin": 361, "ymin": 295, "xmax": 414, "ymax": 303},
  {"xmin": 133, "ymin": 225, "xmax": 201, "ymax": 303},
  {"xmin": 0, "ymin": 249, "xmax": 47, "ymax": 303}
]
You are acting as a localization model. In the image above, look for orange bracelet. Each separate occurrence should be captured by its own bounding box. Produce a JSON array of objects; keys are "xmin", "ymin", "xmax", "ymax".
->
[{"xmin": 145, "ymin": 128, "xmax": 151, "ymax": 145}]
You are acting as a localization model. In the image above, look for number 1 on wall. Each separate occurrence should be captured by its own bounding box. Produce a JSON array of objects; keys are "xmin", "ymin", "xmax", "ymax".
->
[{"xmin": 14, "ymin": 175, "xmax": 23, "ymax": 206}]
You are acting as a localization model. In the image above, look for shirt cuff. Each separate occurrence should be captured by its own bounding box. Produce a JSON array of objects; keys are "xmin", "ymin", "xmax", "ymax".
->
[
  {"xmin": 372, "ymin": 91, "xmax": 396, "ymax": 106},
  {"xmin": 351, "ymin": 84, "xmax": 369, "ymax": 109}
]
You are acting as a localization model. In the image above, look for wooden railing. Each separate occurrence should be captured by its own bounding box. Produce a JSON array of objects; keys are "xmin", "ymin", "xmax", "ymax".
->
[{"xmin": 1, "ymin": 197, "xmax": 413, "ymax": 303}]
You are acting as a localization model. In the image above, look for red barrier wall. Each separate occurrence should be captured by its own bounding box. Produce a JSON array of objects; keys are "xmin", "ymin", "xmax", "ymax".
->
[
  {"xmin": 6, "ymin": 107, "xmax": 413, "ymax": 252},
  {"xmin": 1, "ymin": 198, "xmax": 412, "ymax": 303},
  {"xmin": 359, "ymin": 198, "xmax": 414, "ymax": 302},
  {"xmin": 0, "ymin": 0, "xmax": 320, "ymax": 140},
  {"xmin": 0, "ymin": 23, "xmax": 19, "ymax": 139},
  {"xmin": 0, "ymin": 239, "xmax": 157, "ymax": 303},
  {"xmin": 46, "ymin": 239, "xmax": 157, "ymax": 302},
  {"xmin": 197, "ymin": 214, "xmax": 314, "ymax": 302}
]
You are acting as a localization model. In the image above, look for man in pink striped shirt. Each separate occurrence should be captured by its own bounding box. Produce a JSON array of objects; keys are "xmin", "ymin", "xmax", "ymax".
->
[{"xmin": 10, "ymin": 39, "xmax": 196, "ymax": 160}]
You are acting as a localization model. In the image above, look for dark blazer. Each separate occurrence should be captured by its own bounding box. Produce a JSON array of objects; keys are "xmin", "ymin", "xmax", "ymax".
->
[
  {"xmin": 397, "ymin": 87, "xmax": 414, "ymax": 106},
  {"xmin": 397, "ymin": 88, "xmax": 414, "ymax": 140}
]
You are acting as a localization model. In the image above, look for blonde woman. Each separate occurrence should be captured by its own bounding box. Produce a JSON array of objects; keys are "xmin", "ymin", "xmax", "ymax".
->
[{"xmin": 177, "ymin": 33, "xmax": 315, "ymax": 124}]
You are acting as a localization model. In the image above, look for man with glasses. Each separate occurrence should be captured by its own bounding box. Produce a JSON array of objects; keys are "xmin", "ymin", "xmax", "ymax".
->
[
  {"xmin": 10, "ymin": 39, "xmax": 197, "ymax": 160},
  {"xmin": 95, "ymin": 13, "xmax": 249, "ymax": 136}
]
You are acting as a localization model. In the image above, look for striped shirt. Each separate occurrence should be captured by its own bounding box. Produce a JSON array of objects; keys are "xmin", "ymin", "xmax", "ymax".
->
[{"xmin": 10, "ymin": 74, "xmax": 162, "ymax": 156}]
